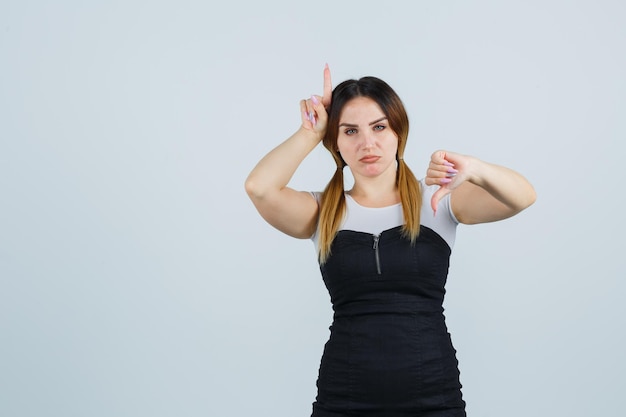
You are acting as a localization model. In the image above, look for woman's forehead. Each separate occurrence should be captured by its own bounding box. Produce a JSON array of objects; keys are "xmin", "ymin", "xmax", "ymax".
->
[{"xmin": 339, "ymin": 97, "xmax": 385, "ymax": 123}]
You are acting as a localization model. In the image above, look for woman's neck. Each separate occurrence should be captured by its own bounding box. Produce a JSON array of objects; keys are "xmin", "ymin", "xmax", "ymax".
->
[{"xmin": 348, "ymin": 172, "xmax": 399, "ymax": 208}]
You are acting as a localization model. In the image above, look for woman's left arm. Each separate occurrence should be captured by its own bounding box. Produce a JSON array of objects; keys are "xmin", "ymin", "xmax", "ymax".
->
[{"xmin": 426, "ymin": 150, "xmax": 537, "ymax": 224}]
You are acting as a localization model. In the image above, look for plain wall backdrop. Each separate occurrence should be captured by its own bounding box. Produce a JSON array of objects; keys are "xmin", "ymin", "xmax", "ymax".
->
[{"xmin": 1, "ymin": 1, "xmax": 624, "ymax": 416}]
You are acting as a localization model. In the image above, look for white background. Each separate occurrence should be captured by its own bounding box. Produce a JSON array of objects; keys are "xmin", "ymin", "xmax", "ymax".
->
[{"xmin": 1, "ymin": 1, "xmax": 624, "ymax": 416}]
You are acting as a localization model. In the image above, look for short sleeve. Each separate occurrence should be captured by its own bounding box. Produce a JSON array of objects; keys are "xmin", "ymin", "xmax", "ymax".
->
[{"xmin": 419, "ymin": 179, "xmax": 459, "ymax": 249}]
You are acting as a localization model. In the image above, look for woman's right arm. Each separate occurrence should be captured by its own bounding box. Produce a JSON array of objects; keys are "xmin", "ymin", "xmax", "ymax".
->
[{"xmin": 245, "ymin": 66, "xmax": 332, "ymax": 239}]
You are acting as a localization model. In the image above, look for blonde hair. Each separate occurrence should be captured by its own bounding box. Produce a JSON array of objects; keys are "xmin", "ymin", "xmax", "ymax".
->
[{"xmin": 318, "ymin": 77, "xmax": 422, "ymax": 263}]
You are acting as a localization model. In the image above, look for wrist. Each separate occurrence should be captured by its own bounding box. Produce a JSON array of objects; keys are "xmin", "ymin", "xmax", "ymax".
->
[
  {"xmin": 465, "ymin": 156, "xmax": 488, "ymax": 186},
  {"xmin": 298, "ymin": 126, "xmax": 324, "ymax": 144}
]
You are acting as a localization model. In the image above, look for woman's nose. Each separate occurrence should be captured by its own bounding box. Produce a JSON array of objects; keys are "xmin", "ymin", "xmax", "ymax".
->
[{"xmin": 361, "ymin": 132, "xmax": 375, "ymax": 148}]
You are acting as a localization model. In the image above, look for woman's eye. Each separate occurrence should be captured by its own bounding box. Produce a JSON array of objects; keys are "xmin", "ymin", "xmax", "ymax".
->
[
  {"xmin": 373, "ymin": 125, "xmax": 385, "ymax": 131},
  {"xmin": 345, "ymin": 128, "xmax": 357, "ymax": 135}
]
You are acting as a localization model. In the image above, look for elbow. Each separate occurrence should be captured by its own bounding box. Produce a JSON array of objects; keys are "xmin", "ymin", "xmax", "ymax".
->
[
  {"xmin": 517, "ymin": 184, "xmax": 537, "ymax": 212},
  {"xmin": 525, "ymin": 184, "xmax": 537, "ymax": 208},
  {"xmin": 505, "ymin": 184, "xmax": 537, "ymax": 217},
  {"xmin": 244, "ymin": 174, "xmax": 275, "ymax": 202},
  {"xmin": 244, "ymin": 175, "xmax": 263, "ymax": 200},
  {"xmin": 529, "ymin": 188, "xmax": 537, "ymax": 207}
]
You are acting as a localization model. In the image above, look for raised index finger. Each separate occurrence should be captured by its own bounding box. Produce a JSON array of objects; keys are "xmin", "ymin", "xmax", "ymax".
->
[{"xmin": 322, "ymin": 63, "xmax": 332, "ymax": 107}]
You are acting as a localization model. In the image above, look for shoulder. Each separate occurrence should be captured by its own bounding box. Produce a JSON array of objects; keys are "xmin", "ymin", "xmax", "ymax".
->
[
  {"xmin": 419, "ymin": 178, "xmax": 441, "ymax": 204},
  {"xmin": 419, "ymin": 178, "xmax": 458, "ymax": 222},
  {"xmin": 310, "ymin": 191, "xmax": 322, "ymax": 206},
  {"xmin": 418, "ymin": 178, "xmax": 459, "ymax": 248}
]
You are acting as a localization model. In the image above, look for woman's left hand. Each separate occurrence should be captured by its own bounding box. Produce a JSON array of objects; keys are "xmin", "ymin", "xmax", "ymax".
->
[
  {"xmin": 425, "ymin": 149, "xmax": 536, "ymax": 223},
  {"xmin": 425, "ymin": 150, "xmax": 473, "ymax": 214}
]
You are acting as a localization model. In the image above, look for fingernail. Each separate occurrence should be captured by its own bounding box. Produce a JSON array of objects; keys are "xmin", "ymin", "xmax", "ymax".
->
[
  {"xmin": 440, "ymin": 178, "xmax": 452, "ymax": 184},
  {"xmin": 311, "ymin": 95, "xmax": 320, "ymax": 105},
  {"xmin": 444, "ymin": 161, "xmax": 454, "ymax": 167},
  {"xmin": 447, "ymin": 168, "xmax": 458, "ymax": 173},
  {"xmin": 305, "ymin": 111, "xmax": 310, "ymax": 121},
  {"xmin": 309, "ymin": 111, "xmax": 315, "ymax": 123},
  {"xmin": 446, "ymin": 173, "xmax": 456, "ymax": 178}
]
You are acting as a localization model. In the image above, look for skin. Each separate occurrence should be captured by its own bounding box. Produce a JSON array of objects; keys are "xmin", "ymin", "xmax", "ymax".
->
[
  {"xmin": 336, "ymin": 97, "xmax": 400, "ymax": 208},
  {"xmin": 245, "ymin": 65, "xmax": 536, "ymax": 238}
]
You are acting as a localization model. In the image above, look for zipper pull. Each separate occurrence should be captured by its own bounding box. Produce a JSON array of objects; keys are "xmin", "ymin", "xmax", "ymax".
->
[{"xmin": 373, "ymin": 234, "xmax": 381, "ymax": 275}]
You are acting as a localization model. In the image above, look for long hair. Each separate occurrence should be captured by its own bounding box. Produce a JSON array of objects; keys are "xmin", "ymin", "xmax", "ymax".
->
[{"xmin": 318, "ymin": 77, "xmax": 422, "ymax": 263}]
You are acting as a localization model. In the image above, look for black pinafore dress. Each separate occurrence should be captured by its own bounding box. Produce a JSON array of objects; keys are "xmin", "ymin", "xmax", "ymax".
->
[{"xmin": 311, "ymin": 225, "xmax": 466, "ymax": 417}]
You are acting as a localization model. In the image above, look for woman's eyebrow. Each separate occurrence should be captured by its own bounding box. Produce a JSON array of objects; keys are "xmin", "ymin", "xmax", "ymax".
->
[
  {"xmin": 338, "ymin": 117, "xmax": 387, "ymax": 128},
  {"xmin": 369, "ymin": 117, "xmax": 387, "ymax": 126}
]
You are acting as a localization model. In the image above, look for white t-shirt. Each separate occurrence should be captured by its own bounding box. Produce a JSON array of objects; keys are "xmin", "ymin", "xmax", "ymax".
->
[{"xmin": 311, "ymin": 179, "xmax": 459, "ymax": 251}]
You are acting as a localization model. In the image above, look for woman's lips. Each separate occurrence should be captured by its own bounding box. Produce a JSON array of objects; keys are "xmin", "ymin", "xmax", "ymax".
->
[{"xmin": 360, "ymin": 155, "xmax": 380, "ymax": 163}]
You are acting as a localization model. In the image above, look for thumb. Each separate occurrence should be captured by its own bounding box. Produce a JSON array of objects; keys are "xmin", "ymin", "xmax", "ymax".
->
[{"xmin": 431, "ymin": 186, "xmax": 451, "ymax": 215}]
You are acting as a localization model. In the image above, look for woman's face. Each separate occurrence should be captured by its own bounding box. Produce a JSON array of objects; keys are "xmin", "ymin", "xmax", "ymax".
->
[{"xmin": 336, "ymin": 96, "xmax": 399, "ymax": 180}]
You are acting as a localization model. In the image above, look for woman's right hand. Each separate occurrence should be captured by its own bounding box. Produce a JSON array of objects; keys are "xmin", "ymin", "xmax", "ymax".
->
[
  {"xmin": 300, "ymin": 64, "xmax": 333, "ymax": 138},
  {"xmin": 245, "ymin": 64, "xmax": 334, "ymax": 239}
]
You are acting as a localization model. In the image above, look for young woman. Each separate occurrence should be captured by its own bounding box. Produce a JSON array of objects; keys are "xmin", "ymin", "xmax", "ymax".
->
[{"xmin": 245, "ymin": 65, "xmax": 536, "ymax": 417}]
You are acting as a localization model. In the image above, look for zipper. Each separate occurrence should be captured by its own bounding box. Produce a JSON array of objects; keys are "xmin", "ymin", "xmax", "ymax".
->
[{"xmin": 373, "ymin": 234, "xmax": 381, "ymax": 275}]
